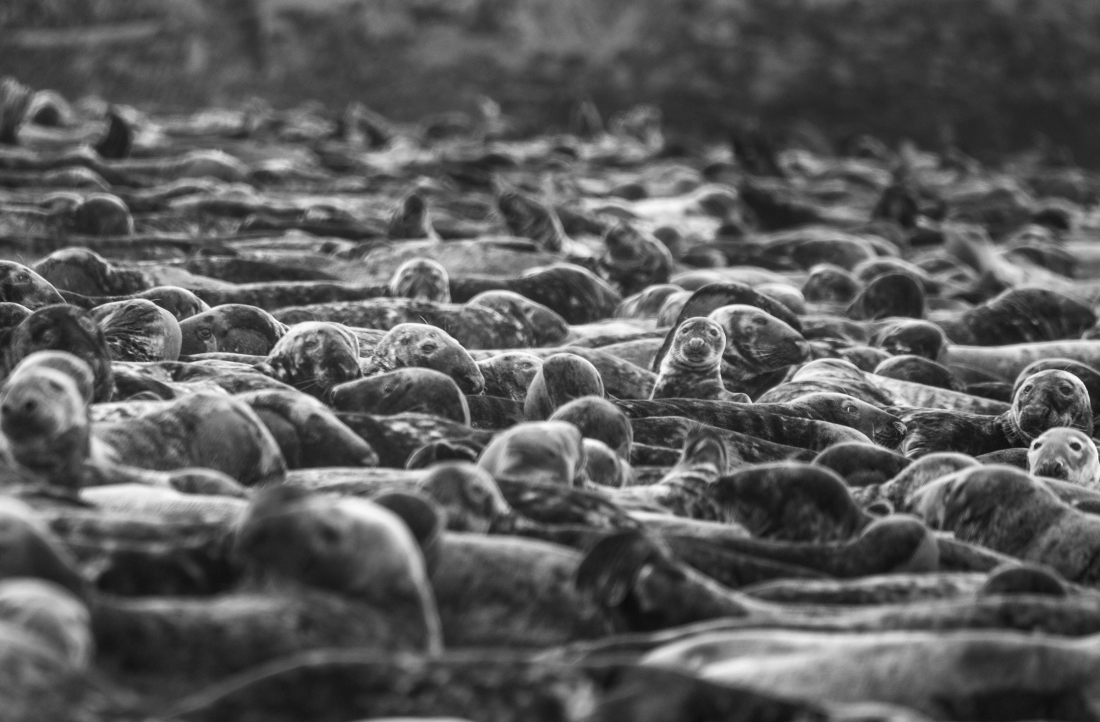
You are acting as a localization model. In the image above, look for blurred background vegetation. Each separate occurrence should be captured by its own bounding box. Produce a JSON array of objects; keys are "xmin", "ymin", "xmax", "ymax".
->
[{"xmin": 3, "ymin": 0, "xmax": 1100, "ymax": 163}]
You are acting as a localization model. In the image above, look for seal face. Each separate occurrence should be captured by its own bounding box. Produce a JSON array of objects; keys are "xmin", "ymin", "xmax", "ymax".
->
[
  {"xmin": 1, "ymin": 305, "xmax": 114, "ymax": 402},
  {"xmin": 179, "ymin": 304, "xmax": 286, "ymax": 356},
  {"xmin": 1028, "ymin": 427, "xmax": 1100, "ymax": 488},
  {"xmin": 369, "ymin": 323, "xmax": 484, "ymax": 395},
  {"xmin": 418, "ymin": 462, "xmax": 511, "ymax": 533},
  {"xmin": 389, "ymin": 258, "xmax": 450, "ymax": 303},
  {"xmin": 651, "ymin": 317, "xmax": 732, "ymax": 401},
  {"xmin": 599, "ymin": 220, "xmax": 673, "ymax": 296},
  {"xmin": 0, "ymin": 262, "xmax": 65, "ymax": 310},
  {"xmin": 706, "ymin": 304, "xmax": 809, "ymax": 397},
  {"xmin": 259, "ymin": 322, "xmax": 361, "ymax": 401},
  {"xmin": 0, "ymin": 358, "xmax": 90, "ymax": 487},
  {"xmin": 1012, "ymin": 369, "xmax": 1093, "ymax": 441},
  {"xmin": 478, "ymin": 352, "xmax": 542, "ymax": 402}
]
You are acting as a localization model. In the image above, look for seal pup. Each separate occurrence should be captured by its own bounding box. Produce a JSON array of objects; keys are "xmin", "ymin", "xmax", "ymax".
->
[
  {"xmin": 388, "ymin": 258, "xmax": 450, "ymax": 303},
  {"xmin": 651, "ymin": 317, "xmax": 741, "ymax": 401},
  {"xmin": 257, "ymin": 321, "xmax": 361, "ymax": 401},
  {"xmin": 1029, "ymin": 427, "xmax": 1100, "ymax": 488}
]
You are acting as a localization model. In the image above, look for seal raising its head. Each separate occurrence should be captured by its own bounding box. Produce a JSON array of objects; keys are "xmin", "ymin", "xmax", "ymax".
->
[
  {"xmin": 651, "ymin": 317, "xmax": 734, "ymax": 401},
  {"xmin": 1011, "ymin": 369, "xmax": 1093, "ymax": 442},
  {"xmin": 259, "ymin": 322, "xmax": 361, "ymax": 401},
  {"xmin": 389, "ymin": 258, "xmax": 450, "ymax": 303},
  {"xmin": 369, "ymin": 323, "xmax": 484, "ymax": 395},
  {"xmin": 1028, "ymin": 427, "xmax": 1100, "ymax": 488}
]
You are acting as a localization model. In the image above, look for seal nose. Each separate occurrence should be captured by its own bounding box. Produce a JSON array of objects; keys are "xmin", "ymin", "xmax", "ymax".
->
[
  {"xmin": 1035, "ymin": 459, "xmax": 1067, "ymax": 480},
  {"xmin": 0, "ymin": 395, "xmax": 37, "ymax": 418}
]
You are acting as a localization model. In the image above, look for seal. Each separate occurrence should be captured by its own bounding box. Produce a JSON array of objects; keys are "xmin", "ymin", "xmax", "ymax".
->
[
  {"xmin": 388, "ymin": 258, "xmax": 450, "ymax": 302},
  {"xmin": 1013, "ymin": 357, "xmax": 1100, "ymax": 419},
  {"xmin": 235, "ymin": 485, "xmax": 442, "ymax": 648},
  {"xmin": 615, "ymin": 284, "xmax": 684, "ymax": 319},
  {"xmin": 477, "ymin": 421, "xmax": 587, "ymax": 487},
  {"xmin": 705, "ymin": 304, "xmax": 809, "ymax": 399},
  {"xmin": 466, "ymin": 290, "xmax": 569, "ymax": 347},
  {"xmin": 609, "ymin": 424, "xmax": 729, "ymax": 521},
  {"xmin": 1028, "ymin": 427, "xmax": 1100, "ymax": 488},
  {"xmin": 330, "ymin": 368, "xmax": 471, "ymax": 425},
  {"xmin": 898, "ymin": 369, "xmax": 1094, "ymax": 458},
  {"xmin": 89, "ymin": 298, "xmax": 182, "ymax": 362},
  {"xmin": 387, "ymin": 191, "xmax": 440, "ymax": 240},
  {"xmin": 873, "ymin": 354, "xmax": 963, "ymax": 391},
  {"xmin": 0, "ymin": 578, "xmax": 92, "ymax": 668},
  {"xmin": 0, "ymin": 304, "xmax": 114, "ymax": 402},
  {"xmin": 179, "ymin": 304, "xmax": 287, "ymax": 357},
  {"xmin": 366, "ymin": 323, "xmax": 485, "ymax": 395},
  {"xmin": 801, "ymin": 263, "xmax": 861, "ymax": 304},
  {"xmin": 59, "ymin": 286, "xmax": 211, "ymax": 323},
  {"xmin": 496, "ymin": 189, "xmax": 568, "ymax": 253},
  {"xmin": 932, "ymin": 287, "xmax": 1096, "ymax": 346},
  {"xmin": 651, "ymin": 317, "xmax": 742, "ymax": 401},
  {"xmin": 812, "ymin": 442, "xmax": 911, "ymax": 487},
  {"xmin": 0, "ymin": 357, "xmax": 92, "ymax": 488},
  {"xmin": 548, "ymin": 396, "xmax": 633, "ymax": 460},
  {"xmin": 598, "ymin": 220, "xmax": 673, "ymax": 296},
  {"xmin": 0, "ymin": 303, "xmax": 30, "ymax": 333},
  {"xmin": 336, "ymin": 412, "xmax": 493, "ymax": 468},
  {"xmin": 94, "ymin": 392, "xmax": 287, "ymax": 486},
  {"xmin": 909, "ymin": 465, "xmax": 1100, "ymax": 584},
  {"xmin": 257, "ymin": 321, "xmax": 361, "ymax": 401},
  {"xmin": 477, "ymin": 351, "xmax": 541, "ymax": 402},
  {"xmin": 872, "ymin": 319, "xmax": 948, "ymax": 360},
  {"xmin": 449, "ymin": 263, "xmax": 622, "ymax": 325},
  {"xmin": 523, "ymin": 353, "xmax": 605, "ymax": 421},
  {"xmin": 417, "ymin": 462, "xmax": 512, "ymax": 534},
  {"xmin": 68, "ymin": 193, "xmax": 134, "ymax": 236},
  {"xmin": 713, "ymin": 462, "xmax": 871, "ymax": 542},
  {"xmin": 944, "ymin": 340, "xmax": 1100, "ymax": 383},
  {"xmin": 274, "ymin": 297, "xmax": 527, "ymax": 350},
  {"xmin": 630, "ymin": 416, "xmax": 818, "ymax": 464},
  {"xmin": 0, "ymin": 261, "xmax": 66, "ymax": 309},
  {"xmin": 852, "ymin": 452, "xmax": 980, "ymax": 516},
  {"xmin": 583, "ymin": 438, "xmax": 633, "ymax": 487},
  {"xmin": 237, "ymin": 389, "xmax": 379, "ymax": 469},
  {"xmin": 32, "ymin": 247, "xmax": 151, "ymax": 297},
  {"xmin": 846, "ymin": 271, "xmax": 925, "ymax": 321}
]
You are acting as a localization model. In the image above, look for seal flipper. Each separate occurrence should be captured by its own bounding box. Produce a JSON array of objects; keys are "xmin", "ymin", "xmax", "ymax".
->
[{"xmin": 575, "ymin": 530, "xmax": 676, "ymax": 609}]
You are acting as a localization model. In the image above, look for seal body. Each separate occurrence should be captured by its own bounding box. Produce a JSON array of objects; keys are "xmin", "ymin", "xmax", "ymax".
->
[{"xmin": 651, "ymin": 317, "xmax": 738, "ymax": 401}]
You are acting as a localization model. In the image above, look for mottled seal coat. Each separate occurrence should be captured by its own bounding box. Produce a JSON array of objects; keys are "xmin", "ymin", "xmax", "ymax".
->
[
  {"xmin": 899, "ymin": 369, "xmax": 1093, "ymax": 458},
  {"xmin": 89, "ymin": 298, "xmax": 181, "ymax": 362},
  {"xmin": 94, "ymin": 392, "xmax": 287, "ymax": 485},
  {"xmin": 0, "ymin": 304, "xmax": 115, "ymax": 402},
  {"xmin": 32, "ymin": 247, "xmax": 150, "ymax": 297},
  {"xmin": 257, "ymin": 322, "xmax": 361, "ymax": 401},
  {"xmin": 179, "ymin": 304, "xmax": 286, "ymax": 356},
  {"xmin": 1028, "ymin": 427, "xmax": 1100, "ymax": 488},
  {"xmin": 523, "ymin": 353, "xmax": 605, "ymax": 421},
  {"xmin": 548, "ymin": 396, "xmax": 633, "ymax": 460},
  {"xmin": 0, "ymin": 261, "xmax": 66, "ymax": 309},
  {"xmin": 598, "ymin": 220, "xmax": 673, "ymax": 296},
  {"xmin": 366, "ymin": 323, "xmax": 484, "ymax": 395},
  {"xmin": 331, "ymin": 368, "xmax": 471, "ymax": 425},
  {"xmin": 477, "ymin": 352, "xmax": 542, "ymax": 402},
  {"xmin": 651, "ymin": 318, "xmax": 741, "ymax": 402},
  {"xmin": 274, "ymin": 297, "xmax": 529, "ymax": 350}
]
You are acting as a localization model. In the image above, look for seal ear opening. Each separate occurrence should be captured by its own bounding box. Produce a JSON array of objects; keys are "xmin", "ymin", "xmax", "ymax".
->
[{"xmin": 371, "ymin": 492, "xmax": 444, "ymax": 574}]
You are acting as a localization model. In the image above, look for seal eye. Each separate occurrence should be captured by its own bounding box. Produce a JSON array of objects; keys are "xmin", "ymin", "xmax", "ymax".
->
[
  {"xmin": 198, "ymin": 328, "xmax": 212, "ymax": 340},
  {"xmin": 1071, "ymin": 442, "xmax": 1083, "ymax": 452},
  {"xmin": 1022, "ymin": 384, "xmax": 1033, "ymax": 395},
  {"xmin": 316, "ymin": 523, "xmax": 342, "ymax": 547},
  {"xmin": 1032, "ymin": 442, "xmax": 1043, "ymax": 450},
  {"xmin": 844, "ymin": 405, "xmax": 855, "ymax": 414},
  {"xmin": 1059, "ymin": 384, "xmax": 1074, "ymax": 395},
  {"xmin": 420, "ymin": 343, "xmax": 438, "ymax": 354}
]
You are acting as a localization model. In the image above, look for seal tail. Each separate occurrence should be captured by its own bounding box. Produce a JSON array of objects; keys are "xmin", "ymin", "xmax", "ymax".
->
[{"xmin": 575, "ymin": 530, "xmax": 668, "ymax": 609}]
